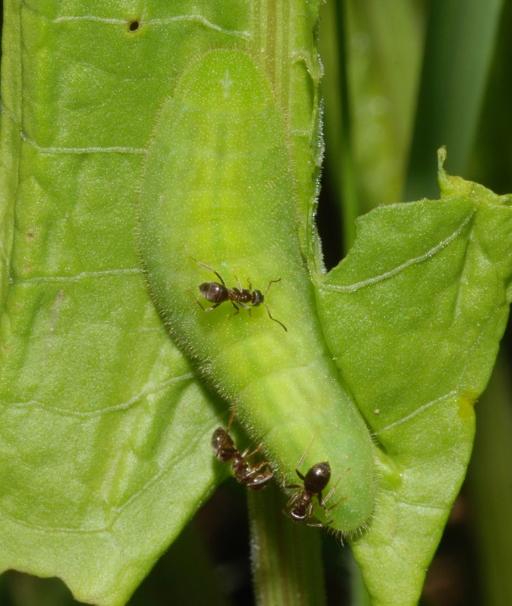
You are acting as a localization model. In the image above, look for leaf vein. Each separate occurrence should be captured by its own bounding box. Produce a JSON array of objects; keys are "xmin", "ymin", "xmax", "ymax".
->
[
  {"xmin": 21, "ymin": 132, "xmax": 146, "ymax": 155},
  {"xmin": 375, "ymin": 390, "xmax": 458, "ymax": 434},
  {"xmin": 0, "ymin": 373, "xmax": 194, "ymax": 418},
  {"xmin": 53, "ymin": 14, "xmax": 251, "ymax": 39},
  {"xmin": 12, "ymin": 268, "xmax": 143, "ymax": 285},
  {"xmin": 0, "ymin": 414, "xmax": 212, "ymax": 535},
  {"xmin": 321, "ymin": 212, "xmax": 475, "ymax": 293}
]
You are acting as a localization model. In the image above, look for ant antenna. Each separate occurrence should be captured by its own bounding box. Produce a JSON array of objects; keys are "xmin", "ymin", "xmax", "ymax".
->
[
  {"xmin": 264, "ymin": 278, "xmax": 282, "ymax": 296},
  {"xmin": 262, "ymin": 278, "xmax": 287, "ymax": 331},
  {"xmin": 264, "ymin": 303, "xmax": 287, "ymax": 332}
]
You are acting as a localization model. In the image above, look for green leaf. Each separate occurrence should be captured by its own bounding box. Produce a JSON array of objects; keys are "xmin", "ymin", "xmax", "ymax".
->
[
  {"xmin": 0, "ymin": 1, "xmax": 328, "ymax": 603},
  {"xmin": 0, "ymin": 1, "xmax": 249, "ymax": 604},
  {"xmin": 315, "ymin": 155, "xmax": 512, "ymax": 605},
  {"xmin": 139, "ymin": 49, "xmax": 375, "ymax": 534}
]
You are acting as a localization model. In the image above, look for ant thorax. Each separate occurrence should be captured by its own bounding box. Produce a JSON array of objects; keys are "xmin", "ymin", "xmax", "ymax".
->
[{"xmin": 230, "ymin": 288, "xmax": 253, "ymax": 304}]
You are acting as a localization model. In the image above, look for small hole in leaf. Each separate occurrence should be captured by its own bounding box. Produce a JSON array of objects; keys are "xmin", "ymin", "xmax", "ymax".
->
[{"xmin": 128, "ymin": 20, "xmax": 140, "ymax": 32}]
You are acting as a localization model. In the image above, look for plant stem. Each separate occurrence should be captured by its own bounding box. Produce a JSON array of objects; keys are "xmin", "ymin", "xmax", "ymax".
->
[
  {"xmin": 248, "ymin": 485, "xmax": 326, "ymax": 606},
  {"xmin": 348, "ymin": 548, "xmax": 372, "ymax": 606},
  {"xmin": 467, "ymin": 356, "xmax": 512, "ymax": 605}
]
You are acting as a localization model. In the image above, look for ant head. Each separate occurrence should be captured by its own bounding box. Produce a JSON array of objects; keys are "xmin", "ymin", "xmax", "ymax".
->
[
  {"xmin": 289, "ymin": 496, "xmax": 312, "ymax": 521},
  {"xmin": 252, "ymin": 290, "xmax": 264, "ymax": 305},
  {"xmin": 304, "ymin": 462, "xmax": 331, "ymax": 493},
  {"xmin": 211, "ymin": 427, "xmax": 236, "ymax": 461},
  {"xmin": 199, "ymin": 282, "xmax": 226, "ymax": 302}
]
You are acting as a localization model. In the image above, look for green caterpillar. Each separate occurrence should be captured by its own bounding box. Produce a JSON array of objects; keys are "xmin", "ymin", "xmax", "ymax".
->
[{"xmin": 139, "ymin": 49, "xmax": 375, "ymax": 533}]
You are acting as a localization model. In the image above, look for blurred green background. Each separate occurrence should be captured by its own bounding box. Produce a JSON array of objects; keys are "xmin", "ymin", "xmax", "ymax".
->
[{"xmin": 1, "ymin": 1, "xmax": 511, "ymax": 604}]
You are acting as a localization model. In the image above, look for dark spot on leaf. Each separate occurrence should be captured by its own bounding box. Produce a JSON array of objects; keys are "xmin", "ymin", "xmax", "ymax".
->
[{"xmin": 128, "ymin": 20, "xmax": 140, "ymax": 32}]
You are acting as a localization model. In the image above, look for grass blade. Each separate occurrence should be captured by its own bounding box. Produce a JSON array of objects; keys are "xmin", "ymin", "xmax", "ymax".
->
[{"xmin": 405, "ymin": 0, "xmax": 505, "ymax": 199}]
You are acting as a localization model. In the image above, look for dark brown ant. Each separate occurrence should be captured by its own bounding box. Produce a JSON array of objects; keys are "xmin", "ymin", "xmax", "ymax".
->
[
  {"xmin": 197, "ymin": 264, "xmax": 287, "ymax": 332},
  {"xmin": 211, "ymin": 426, "xmax": 273, "ymax": 490},
  {"xmin": 285, "ymin": 461, "xmax": 332, "ymax": 527}
]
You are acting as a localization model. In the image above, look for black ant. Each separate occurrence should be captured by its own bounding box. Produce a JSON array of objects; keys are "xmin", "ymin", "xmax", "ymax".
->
[
  {"xmin": 285, "ymin": 461, "xmax": 332, "ymax": 527},
  {"xmin": 211, "ymin": 426, "xmax": 274, "ymax": 490},
  {"xmin": 197, "ymin": 263, "xmax": 287, "ymax": 332}
]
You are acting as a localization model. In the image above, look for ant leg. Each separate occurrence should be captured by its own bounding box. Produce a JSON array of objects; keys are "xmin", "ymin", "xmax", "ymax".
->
[
  {"xmin": 197, "ymin": 261, "xmax": 226, "ymax": 287},
  {"xmin": 205, "ymin": 303, "xmax": 221, "ymax": 313},
  {"xmin": 305, "ymin": 519, "xmax": 325, "ymax": 529},
  {"xmin": 197, "ymin": 299, "xmax": 220, "ymax": 312},
  {"xmin": 318, "ymin": 490, "xmax": 329, "ymax": 508},
  {"xmin": 243, "ymin": 443, "xmax": 265, "ymax": 459},
  {"xmin": 231, "ymin": 302, "xmax": 240, "ymax": 315},
  {"xmin": 206, "ymin": 306, "xmax": 219, "ymax": 313},
  {"xmin": 322, "ymin": 494, "xmax": 345, "ymax": 513},
  {"xmin": 240, "ymin": 446, "xmax": 255, "ymax": 459},
  {"xmin": 251, "ymin": 461, "xmax": 272, "ymax": 473},
  {"xmin": 264, "ymin": 278, "xmax": 282, "ymax": 296},
  {"xmin": 285, "ymin": 483, "xmax": 302, "ymax": 490},
  {"xmin": 234, "ymin": 274, "xmax": 243, "ymax": 291},
  {"xmin": 235, "ymin": 300, "xmax": 252, "ymax": 316},
  {"xmin": 295, "ymin": 469, "xmax": 305, "ymax": 482},
  {"xmin": 243, "ymin": 461, "xmax": 272, "ymax": 481},
  {"xmin": 285, "ymin": 492, "xmax": 299, "ymax": 508},
  {"xmin": 321, "ymin": 477, "xmax": 342, "ymax": 508},
  {"xmin": 264, "ymin": 303, "xmax": 288, "ymax": 332}
]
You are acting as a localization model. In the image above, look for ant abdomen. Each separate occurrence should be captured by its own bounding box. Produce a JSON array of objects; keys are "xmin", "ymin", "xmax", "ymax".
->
[
  {"xmin": 303, "ymin": 462, "xmax": 331, "ymax": 494},
  {"xmin": 199, "ymin": 282, "xmax": 227, "ymax": 304}
]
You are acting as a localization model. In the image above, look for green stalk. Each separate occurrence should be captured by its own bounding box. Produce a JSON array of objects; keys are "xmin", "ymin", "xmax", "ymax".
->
[
  {"xmin": 348, "ymin": 550, "xmax": 372, "ymax": 606},
  {"xmin": 467, "ymin": 358, "xmax": 512, "ymax": 606},
  {"xmin": 248, "ymin": 485, "xmax": 326, "ymax": 606}
]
